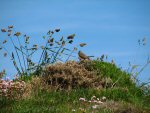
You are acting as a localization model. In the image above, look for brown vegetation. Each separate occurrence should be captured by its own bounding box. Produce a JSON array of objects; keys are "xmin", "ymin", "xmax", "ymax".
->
[{"xmin": 41, "ymin": 61, "xmax": 112, "ymax": 90}]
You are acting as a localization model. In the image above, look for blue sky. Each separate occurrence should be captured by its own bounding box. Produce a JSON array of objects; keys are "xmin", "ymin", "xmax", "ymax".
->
[{"xmin": 0, "ymin": 0, "xmax": 150, "ymax": 82}]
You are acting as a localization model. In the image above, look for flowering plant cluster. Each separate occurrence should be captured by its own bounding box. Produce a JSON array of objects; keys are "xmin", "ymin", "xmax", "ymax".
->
[
  {"xmin": 0, "ymin": 78, "xmax": 26, "ymax": 100},
  {"xmin": 0, "ymin": 25, "xmax": 87, "ymax": 77}
]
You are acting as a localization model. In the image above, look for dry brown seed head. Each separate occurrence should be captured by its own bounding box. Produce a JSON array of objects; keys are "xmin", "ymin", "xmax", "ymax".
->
[
  {"xmin": 33, "ymin": 44, "xmax": 38, "ymax": 49},
  {"xmin": 62, "ymin": 41, "xmax": 65, "ymax": 46},
  {"xmin": 50, "ymin": 38, "xmax": 54, "ymax": 42},
  {"xmin": 67, "ymin": 34, "xmax": 75, "ymax": 39},
  {"xmin": 51, "ymin": 31, "xmax": 54, "ymax": 34},
  {"xmin": 68, "ymin": 40, "xmax": 73, "ymax": 44},
  {"xmin": 41, "ymin": 46, "xmax": 45, "ymax": 49},
  {"xmin": 14, "ymin": 32, "xmax": 21, "ymax": 36},
  {"xmin": 8, "ymin": 25, "xmax": 13, "ymax": 29},
  {"xmin": 4, "ymin": 53, "xmax": 7, "ymax": 57},
  {"xmin": 8, "ymin": 33, "xmax": 11, "ymax": 36},
  {"xmin": 74, "ymin": 47, "xmax": 78, "ymax": 51},
  {"xmin": 50, "ymin": 43, "xmax": 53, "ymax": 46},
  {"xmin": 80, "ymin": 43, "xmax": 87, "ymax": 47},
  {"xmin": 1, "ymin": 29, "xmax": 7, "ymax": 32},
  {"xmin": 3, "ymin": 40, "xmax": 7, "ymax": 44},
  {"xmin": 8, "ymin": 29, "xmax": 12, "ymax": 32},
  {"xmin": 55, "ymin": 29, "xmax": 60, "ymax": 32}
]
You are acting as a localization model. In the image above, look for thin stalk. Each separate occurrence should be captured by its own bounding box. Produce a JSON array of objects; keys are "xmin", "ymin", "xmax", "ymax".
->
[
  {"xmin": 65, "ymin": 49, "xmax": 75, "ymax": 62},
  {"xmin": 52, "ymin": 39, "xmax": 69, "ymax": 63},
  {"xmin": 24, "ymin": 39, "xmax": 30, "ymax": 76},
  {"xmin": 51, "ymin": 45, "xmax": 63, "ymax": 64},
  {"xmin": 37, "ymin": 33, "xmax": 53, "ymax": 70},
  {"xmin": 0, "ymin": 45, "xmax": 21, "ymax": 75},
  {"xmin": 137, "ymin": 61, "xmax": 150, "ymax": 77},
  {"xmin": 9, "ymin": 36, "xmax": 23, "ymax": 75},
  {"xmin": 17, "ymin": 36, "xmax": 27, "ymax": 74}
]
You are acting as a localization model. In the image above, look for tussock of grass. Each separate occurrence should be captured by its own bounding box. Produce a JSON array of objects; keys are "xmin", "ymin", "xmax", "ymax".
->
[{"xmin": 0, "ymin": 60, "xmax": 150, "ymax": 113}]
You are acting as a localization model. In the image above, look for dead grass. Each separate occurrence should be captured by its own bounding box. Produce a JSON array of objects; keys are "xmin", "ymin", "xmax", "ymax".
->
[{"xmin": 41, "ymin": 61, "xmax": 110, "ymax": 90}]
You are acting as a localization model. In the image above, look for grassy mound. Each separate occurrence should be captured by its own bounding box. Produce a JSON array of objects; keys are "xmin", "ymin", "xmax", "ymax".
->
[{"xmin": 0, "ymin": 60, "xmax": 150, "ymax": 113}]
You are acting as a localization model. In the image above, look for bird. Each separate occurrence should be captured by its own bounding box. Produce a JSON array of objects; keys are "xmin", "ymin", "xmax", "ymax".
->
[{"xmin": 78, "ymin": 51, "xmax": 90, "ymax": 60}]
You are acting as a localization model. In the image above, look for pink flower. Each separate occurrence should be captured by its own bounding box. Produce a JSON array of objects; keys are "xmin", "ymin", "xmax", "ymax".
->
[{"xmin": 79, "ymin": 97, "xmax": 86, "ymax": 101}]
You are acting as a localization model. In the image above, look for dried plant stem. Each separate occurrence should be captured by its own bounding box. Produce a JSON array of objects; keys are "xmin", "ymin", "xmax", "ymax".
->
[
  {"xmin": 0, "ymin": 44, "xmax": 21, "ymax": 75},
  {"xmin": 136, "ymin": 61, "xmax": 150, "ymax": 78},
  {"xmin": 51, "ymin": 45, "xmax": 63, "ymax": 64},
  {"xmin": 65, "ymin": 48, "xmax": 76, "ymax": 62},
  {"xmin": 9, "ymin": 36, "xmax": 23, "ymax": 75},
  {"xmin": 25, "ymin": 40, "xmax": 30, "ymax": 76},
  {"xmin": 17, "ymin": 36, "xmax": 27, "ymax": 74},
  {"xmin": 37, "ymin": 34, "xmax": 52, "ymax": 69}
]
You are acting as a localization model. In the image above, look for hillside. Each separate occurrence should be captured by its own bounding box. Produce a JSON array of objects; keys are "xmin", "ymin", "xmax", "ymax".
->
[{"xmin": 0, "ymin": 60, "xmax": 150, "ymax": 113}]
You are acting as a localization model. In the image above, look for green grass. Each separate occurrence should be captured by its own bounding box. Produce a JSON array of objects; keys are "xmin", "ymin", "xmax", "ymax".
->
[
  {"xmin": 0, "ymin": 60, "xmax": 150, "ymax": 113},
  {"xmin": 1, "ymin": 88, "xmax": 149, "ymax": 113}
]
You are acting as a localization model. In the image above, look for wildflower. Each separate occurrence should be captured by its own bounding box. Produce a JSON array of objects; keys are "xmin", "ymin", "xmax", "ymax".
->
[
  {"xmin": 50, "ymin": 43, "xmax": 53, "ymax": 46},
  {"xmin": 67, "ymin": 34, "xmax": 75, "ymax": 39},
  {"xmin": 8, "ymin": 33, "xmax": 11, "ymax": 36},
  {"xmin": 41, "ymin": 46, "xmax": 45, "ymax": 49},
  {"xmin": 79, "ymin": 97, "xmax": 86, "ymax": 101},
  {"xmin": 8, "ymin": 29, "xmax": 12, "ymax": 32},
  {"xmin": 14, "ymin": 32, "xmax": 21, "ymax": 36},
  {"xmin": 79, "ymin": 108, "xmax": 86, "ymax": 112},
  {"xmin": 55, "ymin": 29, "xmax": 60, "ymax": 32},
  {"xmin": 97, "ymin": 101, "xmax": 103, "ymax": 104},
  {"xmin": 8, "ymin": 25, "xmax": 13, "ymax": 29},
  {"xmin": 74, "ymin": 47, "xmax": 78, "ymax": 51},
  {"xmin": 101, "ymin": 96, "xmax": 106, "ymax": 102},
  {"xmin": 80, "ymin": 43, "xmax": 86, "ymax": 47},
  {"xmin": 92, "ymin": 105, "xmax": 99, "ymax": 109},
  {"xmin": 88, "ymin": 100, "xmax": 92, "ymax": 103},
  {"xmin": 25, "ymin": 36, "xmax": 30, "ymax": 43},
  {"xmin": 51, "ymin": 31, "xmax": 54, "ymax": 34},
  {"xmin": 4, "ymin": 53, "xmax": 7, "ymax": 57},
  {"xmin": 72, "ymin": 109, "xmax": 76, "ymax": 112},
  {"xmin": 3, "ymin": 40, "xmax": 7, "ymax": 44},
  {"xmin": 91, "ymin": 95, "xmax": 96, "ymax": 100},
  {"xmin": 50, "ymin": 38, "xmax": 54, "ymax": 42},
  {"xmin": 68, "ymin": 40, "xmax": 73, "ymax": 44},
  {"xmin": 2, "ymin": 89, "xmax": 7, "ymax": 94},
  {"xmin": 33, "ymin": 44, "xmax": 38, "ymax": 49},
  {"xmin": 27, "ymin": 58, "xmax": 31, "ymax": 62},
  {"xmin": 1, "ymin": 29, "xmax": 7, "ymax": 32},
  {"xmin": 62, "ymin": 41, "xmax": 65, "ymax": 46},
  {"xmin": 13, "ymin": 61, "xmax": 17, "ymax": 66}
]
